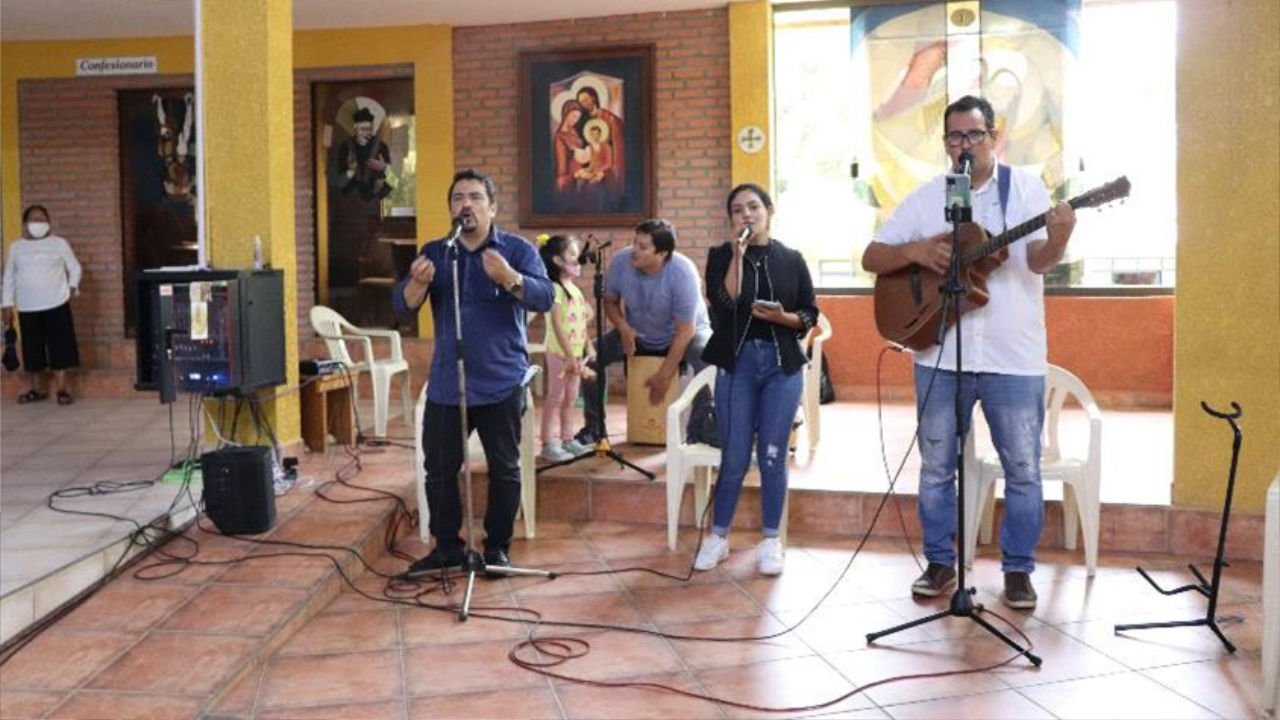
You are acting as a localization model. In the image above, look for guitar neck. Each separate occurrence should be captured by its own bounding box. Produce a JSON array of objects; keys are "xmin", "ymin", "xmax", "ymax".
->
[{"xmin": 964, "ymin": 194, "xmax": 1088, "ymax": 264}]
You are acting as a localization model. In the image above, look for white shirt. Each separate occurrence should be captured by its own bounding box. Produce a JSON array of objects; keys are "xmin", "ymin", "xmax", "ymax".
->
[
  {"xmin": 876, "ymin": 165, "xmax": 1051, "ymax": 375},
  {"xmin": 2, "ymin": 235, "xmax": 83, "ymax": 312}
]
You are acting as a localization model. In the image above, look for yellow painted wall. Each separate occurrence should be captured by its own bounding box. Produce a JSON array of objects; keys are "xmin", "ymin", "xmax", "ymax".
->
[
  {"xmin": 1174, "ymin": 0, "xmax": 1280, "ymax": 512},
  {"xmin": 201, "ymin": 0, "xmax": 301, "ymax": 444},
  {"xmin": 1, "ymin": 37, "xmax": 195, "ymax": 244},
  {"xmin": 729, "ymin": 1, "xmax": 772, "ymax": 189},
  {"xmin": 1, "ymin": 25, "xmax": 452, "ymax": 331}
]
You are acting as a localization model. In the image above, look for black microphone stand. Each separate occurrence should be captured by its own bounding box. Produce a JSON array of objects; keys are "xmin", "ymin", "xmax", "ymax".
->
[
  {"xmin": 536, "ymin": 240, "xmax": 654, "ymax": 480},
  {"xmin": 446, "ymin": 239, "xmax": 554, "ymax": 622},
  {"xmin": 865, "ymin": 166, "xmax": 1041, "ymax": 666}
]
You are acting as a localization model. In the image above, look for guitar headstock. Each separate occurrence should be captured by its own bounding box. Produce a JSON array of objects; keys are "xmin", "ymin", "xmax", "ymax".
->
[{"xmin": 1071, "ymin": 176, "xmax": 1131, "ymax": 210}]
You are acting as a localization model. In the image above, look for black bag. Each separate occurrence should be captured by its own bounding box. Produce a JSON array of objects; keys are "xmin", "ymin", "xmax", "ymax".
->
[
  {"xmin": 688, "ymin": 404, "xmax": 721, "ymax": 448},
  {"xmin": 2, "ymin": 326, "xmax": 18, "ymax": 372},
  {"xmin": 819, "ymin": 354, "xmax": 835, "ymax": 404}
]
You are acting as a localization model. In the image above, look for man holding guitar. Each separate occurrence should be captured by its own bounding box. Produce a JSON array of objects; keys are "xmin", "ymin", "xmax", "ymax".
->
[{"xmin": 862, "ymin": 95, "xmax": 1077, "ymax": 610}]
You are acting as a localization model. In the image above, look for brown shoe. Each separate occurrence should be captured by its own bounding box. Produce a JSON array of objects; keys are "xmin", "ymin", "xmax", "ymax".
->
[
  {"xmin": 1001, "ymin": 571, "xmax": 1038, "ymax": 610},
  {"xmin": 911, "ymin": 562, "xmax": 957, "ymax": 597}
]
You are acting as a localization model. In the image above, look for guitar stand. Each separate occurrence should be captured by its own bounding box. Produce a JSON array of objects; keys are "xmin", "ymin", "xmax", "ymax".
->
[{"xmin": 1114, "ymin": 401, "xmax": 1243, "ymax": 653}]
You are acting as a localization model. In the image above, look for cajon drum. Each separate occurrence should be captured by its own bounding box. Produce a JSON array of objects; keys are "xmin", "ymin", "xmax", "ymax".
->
[{"xmin": 626, "ymin": 355, "xmax": 680, "ymax": 445}]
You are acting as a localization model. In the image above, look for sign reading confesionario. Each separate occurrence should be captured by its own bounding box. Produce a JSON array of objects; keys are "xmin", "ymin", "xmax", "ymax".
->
[{"xmin": 76, "ymin": 56, "xmax": 158, "ymax": 76}]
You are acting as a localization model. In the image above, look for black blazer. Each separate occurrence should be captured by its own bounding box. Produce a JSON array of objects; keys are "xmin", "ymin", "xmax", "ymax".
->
[{"xmin": 701, "ymin": 239, "xmax": 819, "ymax": 374}]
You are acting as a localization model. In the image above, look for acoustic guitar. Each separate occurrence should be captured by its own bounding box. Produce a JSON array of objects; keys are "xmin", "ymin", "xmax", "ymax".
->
[{"xmin": 873, "ymin": 176, "xmax": 1131, "ymax": 351}]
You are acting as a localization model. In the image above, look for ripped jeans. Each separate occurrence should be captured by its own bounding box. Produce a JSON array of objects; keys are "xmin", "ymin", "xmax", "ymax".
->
[
  {"xmin": 915, "ymin": 366, "xmax": 1045, "ymax": 573},
  {"xmin": 711, "ymin": 339, "xmax": 804, "ymax": 537}
]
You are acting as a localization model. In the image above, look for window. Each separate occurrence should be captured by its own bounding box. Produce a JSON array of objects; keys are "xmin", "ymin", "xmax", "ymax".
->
[{"xmin": 773, "ymin": 0, "xmax": 1177, "ymax": 289}]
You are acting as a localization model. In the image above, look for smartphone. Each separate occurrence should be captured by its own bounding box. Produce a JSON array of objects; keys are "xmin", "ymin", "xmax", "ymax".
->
[{"xmin": 752, "ymin": 299, "xmax": 782, "ymax": 311}]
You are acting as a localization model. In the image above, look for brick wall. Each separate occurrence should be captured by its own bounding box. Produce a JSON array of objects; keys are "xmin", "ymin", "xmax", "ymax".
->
[
  {"xmin": 14, "ymin": 8, "xmax": 730, "ymax": 384},
  {"xmin": 18, "ymin": 75, "xmax": 196, "ymax": 373},
  {"xmin": 453, "ymin": 9, "xmax": 732, "ymax": 266}
]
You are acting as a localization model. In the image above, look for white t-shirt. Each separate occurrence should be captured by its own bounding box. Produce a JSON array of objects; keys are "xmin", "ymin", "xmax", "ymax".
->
[
  {"xmin": 2, "ymin": 235, "xmax": 83, "ymax": 312},
  {"xmin": 876, "ymin": 166, "xmax": 1051, "ymax": 375}
]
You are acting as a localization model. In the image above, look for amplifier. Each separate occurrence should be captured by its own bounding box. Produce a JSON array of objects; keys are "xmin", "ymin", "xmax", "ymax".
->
[{"xmin": 201, "ymin": 446, "xmax": 276, "ymax": 535}]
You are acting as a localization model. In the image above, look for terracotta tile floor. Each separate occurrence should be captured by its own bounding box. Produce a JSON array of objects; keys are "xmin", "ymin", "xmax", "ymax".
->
[
  {"xmin": 3, "ymin": 397, "xmax": 1267, "ymax": 719},
  {"xmin": 193, "ymin": 522, "xmax": 1264, "ymax": 719}
]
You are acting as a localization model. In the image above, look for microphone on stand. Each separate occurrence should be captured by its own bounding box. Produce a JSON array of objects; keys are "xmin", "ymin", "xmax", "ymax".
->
[{"xmin": 444, "ymin": 216, "xmax": 464, "ymax": 253}]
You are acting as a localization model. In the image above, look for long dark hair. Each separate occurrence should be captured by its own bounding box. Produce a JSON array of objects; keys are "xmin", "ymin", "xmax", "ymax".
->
[{"xmin": 538, "ymin": 234, "xmax": 576, "ymax": 291}]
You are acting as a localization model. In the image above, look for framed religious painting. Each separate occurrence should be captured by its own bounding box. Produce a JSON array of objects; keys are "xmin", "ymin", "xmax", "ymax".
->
[{"xmin": 518, "ymin": 45, "xmax": 655, "ymax": 227}]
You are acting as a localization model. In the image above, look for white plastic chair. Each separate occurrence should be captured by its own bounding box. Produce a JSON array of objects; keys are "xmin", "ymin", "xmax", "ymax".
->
[
  {"xmin": 526, "ymin": 312, "xmax": 547, "ymax": 398},
  {"xmin": 310, "ymin": 305, "xmax": 412, "ymax": 438},
  {"xmin": 664, "ymin": 366, "xmax": 789, "ymax": 551},
  {"xmin": 963, "ymin": 364, "xmax": 1103, "ymax": 575},
  {"xmin": 411, "ymin": 372, "xmax": 538, "ymax": 542},
  {"xmin": 799, "ymin": 313, "xmax": 833, "ymax": 450},
  {"xmin": 1263, "ymin": 473, "xmax": 1279, "ymax": 717}
]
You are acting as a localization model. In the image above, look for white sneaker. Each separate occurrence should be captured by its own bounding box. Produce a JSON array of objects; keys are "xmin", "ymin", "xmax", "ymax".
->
[
  {"xmin": 757, "ymin": 538, "xmax": 785, "ymax": 576},
  {"xmin": 540, "ymin": 441, "xmax": 573, "ymax": 462},
  {"xmin": 693, "ymin": 533, "xmax": 730, "ymax": 571},
  {"xmin": 560, "ymin": 438, "xmax": 593, "ymax": 456}
]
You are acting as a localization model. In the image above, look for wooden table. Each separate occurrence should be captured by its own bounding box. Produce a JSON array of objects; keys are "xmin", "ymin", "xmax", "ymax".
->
[{"xmin": 301, "ymin": 372, "xmax": 355, "ymax": 452}]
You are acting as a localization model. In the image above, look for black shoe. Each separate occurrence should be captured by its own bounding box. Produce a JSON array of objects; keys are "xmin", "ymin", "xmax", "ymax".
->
[
  {"xmin": 911, "ymin": 562, "xmax": 958, "ymax": 598},
  {"xmin": 1001, "ymin": 571, "xmax": 1038, "ymax": 610},
  {"xmin": 483, "ymin": 549, "xmax": 510, "ymax": 576},
  {"xmin": 574, "ymin": 427, "xmax": 596, "ymax": 446},
  {"xmin": 404, "ymin": 546, "xmax": 464, "ymax": 578}
]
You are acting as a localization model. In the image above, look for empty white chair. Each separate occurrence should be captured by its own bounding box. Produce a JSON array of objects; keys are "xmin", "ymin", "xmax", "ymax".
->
[
  {"xmin": 310, "ymin": 305, "xmax": 412, "ymax": 438},
  {"xmin": 1263, "ymin": 473, "xmax": 1279, "ymax": 717},
  {"xmin": 664, "ymin": 366, "xmax": 789, "ymax": 551},
  {"xmin": 411, "ymin": 373, "xmax": 538, "ymax": 542},
  {"xmin": 799, "ymin": 313, "xmax": 833, "ymax": 450},
  {"xmin": 964, "ymin": 364, "xmax": 1103, "ymax": 576}
]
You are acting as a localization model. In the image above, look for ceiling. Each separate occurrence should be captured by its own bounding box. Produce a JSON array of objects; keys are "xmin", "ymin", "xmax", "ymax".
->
[{"xmin": 0, "ymin": 0, "xmax": 750, "ymax": 42}]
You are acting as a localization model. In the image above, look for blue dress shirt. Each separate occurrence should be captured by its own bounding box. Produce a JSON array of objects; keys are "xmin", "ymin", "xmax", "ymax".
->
[{"xmin": 393, "ymin": 227, "xmax": 553, "ymax": 406}]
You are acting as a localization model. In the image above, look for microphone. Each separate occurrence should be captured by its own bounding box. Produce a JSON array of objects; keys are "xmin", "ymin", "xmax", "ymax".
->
[
  {"xmin": 444, "ymin": 216, "xmax": 464, "ymax": 252},
  {"xmin": 736, "ymin": 224, "xmax": 753, "ymax": 247},
  {"xmin": 956, "ymin": 150, "xmax": 973, "ymax": 177},
  {"xmin": 581, "ymin": 234, "xmax": 613, "ymax": 264}
]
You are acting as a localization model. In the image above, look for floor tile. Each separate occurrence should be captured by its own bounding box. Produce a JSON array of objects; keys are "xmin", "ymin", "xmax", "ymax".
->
[
  {"xmin": 0, "ymin": 689, "xmax": 66, "ymax": 719},
  {"xmin": 1142, "ymin": 655, "xmax": 1266, "ymax": 719},
  {"xmin": 663, "ymin": 613, "xmax": 813, "ymax": 670},
  {"xmin": 694, "ymin": 654, "xmax": 879, "ymax": 719},
  {"xmin": 1015, "ymin": 671, "xmax": 1219, "ymax": 719},
  {"xmin": 409, "ymin": 686, "xmax": 560, "ymax": 720},
  {"xmin": 85, "ymin": 632, "xmax": 258, "ymax": 695},
  {"xmin": 256, "ymin": 649, "xmax": 402, "ymax": 709},
  {"xmin": 826, "ymin": 643, "xmax": 1012, "ymax": 707},
  {"xmin": 631, "ymin": 580, "xmax": 764, "ymax": 626},
  {"xmin": 47, "ymin": 690, "xmax": 204, "ymax": 719},
  {"xmin": 554, "ymin": 670, "xmax": 723, "ymax": 720},
  {"xmin": 403, "ymin": 640, "xmax": 548, "ymax": 697},
  {"xmin": 878, "ymin": 688, "xmax": 1053, "ymax": 719},
  {"xmin": 277, "ymin": 608, "xmax": 399, "ymax": 656},
  {"xmin": 0, "ymin": 628, "xmax": 138, "ymax": 691},
  {"xmin": 160, "ymin": 584, "xmax": 308, "ymax": 636}
]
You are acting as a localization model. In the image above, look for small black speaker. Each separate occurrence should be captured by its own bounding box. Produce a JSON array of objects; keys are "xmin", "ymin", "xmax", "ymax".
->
[{"xmin": 201, "ymin": 446, "xmax": 276, "ymax": 535}]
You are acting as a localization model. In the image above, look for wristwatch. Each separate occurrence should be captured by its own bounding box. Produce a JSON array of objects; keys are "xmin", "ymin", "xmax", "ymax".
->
[{"xmin": 505, "ymin": 275, "xmax": 524, "ymax": 294}]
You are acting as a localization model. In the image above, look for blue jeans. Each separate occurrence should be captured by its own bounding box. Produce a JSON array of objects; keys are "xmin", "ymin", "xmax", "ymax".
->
[
  {"xmin": 915, "ymin": 366, "xmax": 1045, "ymax": 573},
  {"xmin": 711, "ymin": 340, "xmax": 804, "ymax": 536}
]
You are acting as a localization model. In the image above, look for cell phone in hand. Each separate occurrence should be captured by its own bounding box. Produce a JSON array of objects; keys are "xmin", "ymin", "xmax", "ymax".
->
[{"xmin": 752, "ymin": 299, "xmax": 782, "ymax": 311}]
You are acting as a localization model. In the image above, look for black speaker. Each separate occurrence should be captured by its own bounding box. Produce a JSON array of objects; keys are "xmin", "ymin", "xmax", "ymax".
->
[{"xmin": 201, "ymin": 446, "xmax": 276, "ymax": 535}]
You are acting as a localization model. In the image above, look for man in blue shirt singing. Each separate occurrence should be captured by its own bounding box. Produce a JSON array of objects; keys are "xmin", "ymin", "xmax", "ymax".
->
[{"xmin": 394, "ymin": 169, "xmax": 553, "ymax": 576}]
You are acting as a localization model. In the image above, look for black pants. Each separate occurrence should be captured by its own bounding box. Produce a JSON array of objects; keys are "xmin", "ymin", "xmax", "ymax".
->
[{"xmin": 422, "ymin": 386, "xmax": 524, "ymax": 554}]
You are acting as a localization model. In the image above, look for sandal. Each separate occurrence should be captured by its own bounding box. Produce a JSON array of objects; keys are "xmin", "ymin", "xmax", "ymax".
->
[
  {"xmin": 57, "ymin": 391, "xmax": 74, "ymax": 405},
  {"xmin": 17, "ymin": 390, "xmax": 48, "ymax": 404}
]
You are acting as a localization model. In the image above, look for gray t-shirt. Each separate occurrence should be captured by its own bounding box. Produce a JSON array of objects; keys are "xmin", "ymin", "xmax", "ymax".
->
[{"xmin": 605, "ymin": 248, "xmax": 710, "ymax": 349}]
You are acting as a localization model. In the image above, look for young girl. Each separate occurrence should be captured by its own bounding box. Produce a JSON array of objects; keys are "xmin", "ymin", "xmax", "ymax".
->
[{"xmin": 537, "ymin": 235, "xmax": 595, "ymax": 461}]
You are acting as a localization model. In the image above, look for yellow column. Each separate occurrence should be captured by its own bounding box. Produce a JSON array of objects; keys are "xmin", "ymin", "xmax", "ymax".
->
[
  {"xmin": 1174, "ymin": 0, "xmax": 1280, "ymax": 512},
  {"xmin": 729, "ymin": 1, "xmax": 773, "ymax": 190},
  {"xmin": 202, "ymin": 0, "xmax": 300, "ymax": 444}
]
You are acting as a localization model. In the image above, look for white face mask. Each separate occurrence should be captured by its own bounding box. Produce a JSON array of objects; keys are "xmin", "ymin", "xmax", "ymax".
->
[{"xmin": 27, "ymin": 222, "xmax": 50, "ymax": 239}]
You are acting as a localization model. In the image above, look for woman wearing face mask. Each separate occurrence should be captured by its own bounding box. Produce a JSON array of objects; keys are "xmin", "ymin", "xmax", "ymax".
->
[
  {"xmin": 1, "ymin": 205, "xmax": 83, "ymax": 405},
  {"xmin": 695, "ymin": 183, "xmax": 819, "ymax": 576}
]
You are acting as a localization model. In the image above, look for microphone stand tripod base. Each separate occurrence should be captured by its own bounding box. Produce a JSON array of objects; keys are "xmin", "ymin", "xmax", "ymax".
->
[
  {"xmin": 456, "ymin": 550, "xmax": 558, "ymax": 622},
  {"xmin": 535, "ymin": 435, "xmax": 656, "ymax": 481}
]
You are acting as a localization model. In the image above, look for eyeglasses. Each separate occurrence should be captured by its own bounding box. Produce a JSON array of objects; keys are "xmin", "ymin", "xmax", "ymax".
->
[{"xmin": 944, "ymin": 129, "xmax": 991, "ymax": 147}]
